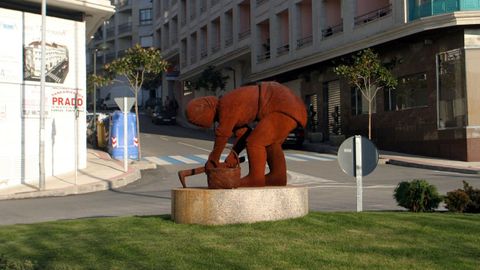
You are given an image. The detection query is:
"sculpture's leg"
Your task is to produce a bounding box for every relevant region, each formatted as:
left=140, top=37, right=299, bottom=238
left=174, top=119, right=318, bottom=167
left=265, top=143, right=287, bottom=186
left=240, top=144, right=267, bottom=187
left=240, top=112, right=296, bottom=187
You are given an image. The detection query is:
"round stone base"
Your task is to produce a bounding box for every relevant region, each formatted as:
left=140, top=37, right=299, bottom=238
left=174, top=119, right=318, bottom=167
left=171, top=186, right=308, bottom=225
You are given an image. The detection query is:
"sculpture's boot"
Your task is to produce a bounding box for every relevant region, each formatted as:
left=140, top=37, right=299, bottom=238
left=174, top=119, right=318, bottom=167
left=240, top=145, right=267, bottom=187
left=265, top=143, right=287, bottom=186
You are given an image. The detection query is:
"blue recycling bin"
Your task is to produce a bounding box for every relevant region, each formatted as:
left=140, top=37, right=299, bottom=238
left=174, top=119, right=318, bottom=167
left=108, top=110, right=138, bottom=160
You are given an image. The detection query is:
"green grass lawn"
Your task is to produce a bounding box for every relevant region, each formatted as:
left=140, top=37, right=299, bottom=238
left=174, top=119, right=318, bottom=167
left=0, top=212, right=479, bottom=270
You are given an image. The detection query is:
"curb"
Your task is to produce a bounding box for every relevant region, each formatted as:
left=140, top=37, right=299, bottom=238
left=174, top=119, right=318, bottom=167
left=0, top=167, right=144, bottom=201
left=384, top=159, right=480, bottom=175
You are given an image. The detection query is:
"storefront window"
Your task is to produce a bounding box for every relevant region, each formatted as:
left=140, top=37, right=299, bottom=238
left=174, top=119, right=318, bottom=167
left=437, top=49, right=467, bottom=129
left=384, top=73, right=428, bottom=111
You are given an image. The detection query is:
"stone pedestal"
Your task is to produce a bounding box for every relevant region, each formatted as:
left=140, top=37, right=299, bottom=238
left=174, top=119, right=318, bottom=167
left=171, top=186, right=308, bottom=225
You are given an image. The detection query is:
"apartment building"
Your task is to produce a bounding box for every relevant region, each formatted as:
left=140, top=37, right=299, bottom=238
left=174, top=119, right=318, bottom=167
left=90, top=0, right=154, bottom=106
left=157, top=0, right=480, bottom=161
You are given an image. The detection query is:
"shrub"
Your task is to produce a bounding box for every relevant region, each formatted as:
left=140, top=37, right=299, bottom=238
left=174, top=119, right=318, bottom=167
left=393, top=179, right=442, bottom=212
left=444, top=189, right=470, bottom=212
left=462, top=181, right=480, bottom=213
left=0, top=254, right=37, bottom=270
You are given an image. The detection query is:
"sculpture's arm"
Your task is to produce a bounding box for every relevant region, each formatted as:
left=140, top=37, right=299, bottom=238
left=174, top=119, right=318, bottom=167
left=224, top=126, right=251, bottom=167
left=207, top=116, right=237, bottom=168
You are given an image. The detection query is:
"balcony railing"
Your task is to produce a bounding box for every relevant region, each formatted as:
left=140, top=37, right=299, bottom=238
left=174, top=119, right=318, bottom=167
left=296, top=35, right=313, bottom=49
left=276, top=44, right=289, bottom=56
left=211, top=44, right=221, bottom=53
left=94, top=34, right=103, bottom=41
left=257, top=50, right=270, bottom=63
left=118, top=0, right=130, bottom=9
left=200, top=48, right=208, bottom=59
left=118, top=22, right=132, bottom=34
left=238, top=29, right=251, bottom=40
left=225, top=36, right=233, bottom=47
left=256, top=0, right=268, bottom=7
left=171, top=36, right=178, bottom=45
left=408, top=0, right=480, bottom=21
left=322, top=23, right=343, bottom=38
left=105, top=52, right=115, bottom=63
left=117, top=50, right=126, bottom=58
left=106, top=27, right=115, bottom=38
left=354, top=4, right=392, bottom=26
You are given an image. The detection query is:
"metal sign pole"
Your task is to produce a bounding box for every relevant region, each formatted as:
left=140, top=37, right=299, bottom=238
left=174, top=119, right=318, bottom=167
left=39, top=0, right=47, bottom=190
left=355, top=135, right=363, bottom=212
left=123, top=97, right=128, bottom=172
left=74, top=91, right=79, bottom=185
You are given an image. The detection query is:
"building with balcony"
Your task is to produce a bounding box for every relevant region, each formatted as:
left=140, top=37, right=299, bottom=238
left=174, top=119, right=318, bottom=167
left=89, top=0, right=154, bottom=106
left=157, top=0, right=480, bottom=161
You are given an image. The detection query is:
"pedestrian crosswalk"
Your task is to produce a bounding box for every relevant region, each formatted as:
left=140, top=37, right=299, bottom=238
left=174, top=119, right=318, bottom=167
left=144, top=152, right=336, bottom=166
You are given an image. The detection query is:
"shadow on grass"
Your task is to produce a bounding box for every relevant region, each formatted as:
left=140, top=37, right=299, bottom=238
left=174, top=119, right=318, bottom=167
left=134, top=214, right=172, bottom=221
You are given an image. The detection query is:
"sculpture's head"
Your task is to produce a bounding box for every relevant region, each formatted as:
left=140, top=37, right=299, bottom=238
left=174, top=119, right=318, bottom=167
left=186, top=96, right=218, bottom=128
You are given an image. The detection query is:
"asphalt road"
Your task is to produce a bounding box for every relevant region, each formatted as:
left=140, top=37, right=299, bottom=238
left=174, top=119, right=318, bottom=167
left=0, top=114, right=478, bottom=226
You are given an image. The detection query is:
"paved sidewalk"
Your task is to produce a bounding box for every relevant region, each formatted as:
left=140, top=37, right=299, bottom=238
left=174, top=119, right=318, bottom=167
left=0, top=149, right=156, bottom=200
left=303, top=142, right=480, bottom=175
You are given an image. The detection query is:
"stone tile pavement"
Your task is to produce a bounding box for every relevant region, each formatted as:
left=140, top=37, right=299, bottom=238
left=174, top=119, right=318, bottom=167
left=0, top=149, right=155, bottom=200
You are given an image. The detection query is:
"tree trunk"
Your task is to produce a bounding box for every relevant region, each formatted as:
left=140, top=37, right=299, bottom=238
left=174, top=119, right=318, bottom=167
left=368, top=100, right=372, bottom=140
left=134, top=90, right=142, bottom=160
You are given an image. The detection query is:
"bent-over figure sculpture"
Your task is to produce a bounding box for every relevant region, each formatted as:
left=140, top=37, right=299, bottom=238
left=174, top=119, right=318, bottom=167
left=186, top=81, right=307, bottom=187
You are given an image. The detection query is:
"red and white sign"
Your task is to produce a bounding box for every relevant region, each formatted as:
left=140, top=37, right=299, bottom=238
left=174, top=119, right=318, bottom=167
left=111, top=136, right=117, bottom=148
left=51, top=88, right=84, bottom=113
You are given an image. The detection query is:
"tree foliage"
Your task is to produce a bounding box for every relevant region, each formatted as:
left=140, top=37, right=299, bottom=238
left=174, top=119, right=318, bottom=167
left=193, top=65, right=229, bottom=94
left=91, top=44, right=169, bottom=159
left=334, top=48, right=397, bottom=139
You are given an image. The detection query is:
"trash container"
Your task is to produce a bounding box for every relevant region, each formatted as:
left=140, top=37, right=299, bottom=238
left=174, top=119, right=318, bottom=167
left=96, top=120, right=107, bottom=148
left=108, top=111, right=138, bottom=160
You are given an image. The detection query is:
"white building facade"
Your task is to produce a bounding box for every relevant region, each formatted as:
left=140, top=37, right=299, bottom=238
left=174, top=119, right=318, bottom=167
left=0, top=0, right=114, bottom=189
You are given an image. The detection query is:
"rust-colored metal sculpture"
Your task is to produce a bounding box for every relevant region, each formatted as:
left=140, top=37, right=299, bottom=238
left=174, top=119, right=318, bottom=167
left=186, top=81, right=307, bottom=187
left=178, top=153, right=244, bottom=189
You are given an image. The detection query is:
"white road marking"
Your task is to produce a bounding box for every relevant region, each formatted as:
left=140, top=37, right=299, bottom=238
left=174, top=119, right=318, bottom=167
left=169, top=155, right=200, bottom=164
left=144, top=156, right=170, bottom=165
left=285, top=155, right=308, bottom=162
left=194, top=154, right=209, bottom=162
left=290, top=153, right=336, bottom=161
left=177, top=142, right=211, bottom=152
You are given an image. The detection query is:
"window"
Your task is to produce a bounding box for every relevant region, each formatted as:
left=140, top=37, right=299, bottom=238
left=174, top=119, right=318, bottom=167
left=437, top=49, right=466, bottom=129
left=140, top=8, right=153, bottom=25
left=351, top=88, right=376, bottom=115
left=384, top=73, right=428, bottom=111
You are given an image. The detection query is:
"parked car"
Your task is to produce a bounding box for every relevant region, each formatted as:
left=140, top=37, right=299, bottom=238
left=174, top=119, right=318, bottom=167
left=283, top=126, right=305, bottom=147
left=152, top=105, right=176, bottom=125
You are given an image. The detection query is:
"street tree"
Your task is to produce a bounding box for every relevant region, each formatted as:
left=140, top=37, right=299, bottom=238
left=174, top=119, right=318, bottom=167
left=193, top=65, right=229, bottom=95
left=92, top=44, right=169, bottom=159
left=334, top=48, right=397, bottom=139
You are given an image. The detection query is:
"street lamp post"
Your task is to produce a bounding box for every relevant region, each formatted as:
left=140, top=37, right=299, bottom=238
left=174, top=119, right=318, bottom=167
left=93, top=49, right=97, bottom=144
left=91, top=42, right=108, bottom=146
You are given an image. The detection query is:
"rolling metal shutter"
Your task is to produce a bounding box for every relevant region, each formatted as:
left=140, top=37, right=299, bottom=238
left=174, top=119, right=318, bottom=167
left=327, top=80, right=341, bottom=135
